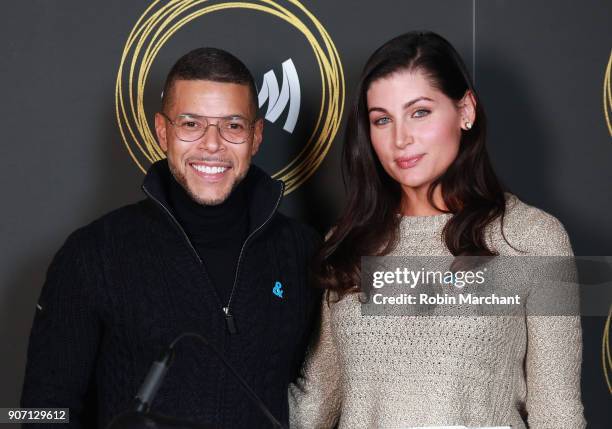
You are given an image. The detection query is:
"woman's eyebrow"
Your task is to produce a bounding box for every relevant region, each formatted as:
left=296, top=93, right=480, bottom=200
left=368, top=96, right=434, bottom=114
left=403, top=96, right=434, bottom=109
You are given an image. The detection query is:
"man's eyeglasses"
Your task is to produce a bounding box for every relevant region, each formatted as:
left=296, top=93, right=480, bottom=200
left=160, top=112, right=256, bottom=144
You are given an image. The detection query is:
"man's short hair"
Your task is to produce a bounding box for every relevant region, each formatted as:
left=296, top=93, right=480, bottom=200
left=162, top=47, right=259, bottom=116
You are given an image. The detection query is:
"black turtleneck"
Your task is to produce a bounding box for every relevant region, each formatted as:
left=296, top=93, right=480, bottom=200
left=167, top=174, right=249, bottom=304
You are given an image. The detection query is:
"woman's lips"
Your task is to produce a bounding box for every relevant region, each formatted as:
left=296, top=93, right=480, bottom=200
left=395, top=154, right=425, bottom=169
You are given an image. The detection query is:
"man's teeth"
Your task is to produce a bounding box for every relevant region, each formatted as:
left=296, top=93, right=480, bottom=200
left=192, top=164, right=227, bottom=174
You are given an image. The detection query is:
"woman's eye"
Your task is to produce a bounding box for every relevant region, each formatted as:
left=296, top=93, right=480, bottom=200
left=412, top=109, right=430, bottom=118
left=373, top=117, right=391, bottom=126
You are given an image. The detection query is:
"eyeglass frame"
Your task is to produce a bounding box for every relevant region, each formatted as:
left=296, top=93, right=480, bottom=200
left=159, top=112, right=258, bottom=144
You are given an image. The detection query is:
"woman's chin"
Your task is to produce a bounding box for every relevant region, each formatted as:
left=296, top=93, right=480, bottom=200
left=395, top=174, right=434, bottom=191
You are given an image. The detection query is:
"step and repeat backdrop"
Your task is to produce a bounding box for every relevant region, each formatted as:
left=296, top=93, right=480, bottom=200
left=1, top=0, right=611, bottom=426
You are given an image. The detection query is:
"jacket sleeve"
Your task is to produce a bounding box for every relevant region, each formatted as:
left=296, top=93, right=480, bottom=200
left=20, top=230, right=103, bottom=428
left=290, top=225, right=324, bottom=384
left=289, top=294, right=342, bottom=429
left=524, top=215, right=586, bottom=428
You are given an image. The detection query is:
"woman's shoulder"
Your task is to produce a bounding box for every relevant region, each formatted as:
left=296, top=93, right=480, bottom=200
left=492, top=192, right=573, bottom=256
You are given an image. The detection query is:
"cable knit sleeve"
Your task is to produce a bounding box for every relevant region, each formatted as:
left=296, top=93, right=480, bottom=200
left=20, top=229, right=103, bottom=428
left=523, top=214, right=586, bottom=428
left=289, top=294, right=342, bottom=429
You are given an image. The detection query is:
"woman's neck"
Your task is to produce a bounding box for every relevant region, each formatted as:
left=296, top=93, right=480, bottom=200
left=400, top=184, right=448, bottom=216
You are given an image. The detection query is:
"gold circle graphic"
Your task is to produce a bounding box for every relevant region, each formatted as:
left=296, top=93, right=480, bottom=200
left=115, top=0, right=345, bottom=194
left=604, top=50, right=612, bottom=138
left=602, top=50, right=612, bottom=395
left=603, top=304, right=612, bottom=394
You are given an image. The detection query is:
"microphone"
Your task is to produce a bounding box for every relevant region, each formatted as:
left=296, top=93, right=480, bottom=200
left=133, top=347, right=173, bottom=413
left=107, top=332, right=286, bottom=429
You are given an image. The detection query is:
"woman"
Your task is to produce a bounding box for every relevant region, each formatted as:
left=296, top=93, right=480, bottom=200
left=289, top=31, right=585, bottom=428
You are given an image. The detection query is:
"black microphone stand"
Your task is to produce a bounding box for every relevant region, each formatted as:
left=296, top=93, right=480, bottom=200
left=107, top=332, right=286, bottom=429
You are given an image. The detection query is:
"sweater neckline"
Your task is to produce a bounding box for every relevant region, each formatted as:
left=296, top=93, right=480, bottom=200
left=167, top=171, right=249, bottom=246
left=399, top=212, right=453, bottom=231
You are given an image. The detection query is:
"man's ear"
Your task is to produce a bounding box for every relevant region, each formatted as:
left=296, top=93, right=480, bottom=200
left=251, top=118, right=264, bottom=156
left=458, top=90, right=477, bottom=129
left=154, top=112, right=168, bottom=152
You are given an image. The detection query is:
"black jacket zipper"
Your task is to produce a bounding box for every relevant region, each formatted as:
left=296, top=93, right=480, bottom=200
left=224, top=181, right=284, bottom=334
left=142, top=182, right=284, bottom=334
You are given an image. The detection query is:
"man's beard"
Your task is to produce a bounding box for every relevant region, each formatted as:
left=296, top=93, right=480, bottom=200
left=168, top=159, right=249, bottom=206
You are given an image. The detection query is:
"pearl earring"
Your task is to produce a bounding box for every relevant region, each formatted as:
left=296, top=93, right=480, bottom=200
left=464, top=121, right=472, bottom=130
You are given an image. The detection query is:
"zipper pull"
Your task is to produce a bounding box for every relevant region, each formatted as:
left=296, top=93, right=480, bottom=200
left=223, top=307, right=237, bottom=335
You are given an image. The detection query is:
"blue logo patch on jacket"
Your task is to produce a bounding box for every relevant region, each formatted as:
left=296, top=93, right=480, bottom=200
left=272, top=281, right=284, bottom=298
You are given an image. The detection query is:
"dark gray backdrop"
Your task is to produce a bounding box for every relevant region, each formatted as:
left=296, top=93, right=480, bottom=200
left=1, top=0, right=610, bottom=427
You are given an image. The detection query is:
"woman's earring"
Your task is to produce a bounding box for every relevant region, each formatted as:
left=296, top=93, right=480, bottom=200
left=464, top=121, right=472, bottom=130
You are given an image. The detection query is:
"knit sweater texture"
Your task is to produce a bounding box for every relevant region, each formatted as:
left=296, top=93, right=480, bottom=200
left=289, top=193, right=585, bottom=429
left=21, top=161, right=321, bottom=428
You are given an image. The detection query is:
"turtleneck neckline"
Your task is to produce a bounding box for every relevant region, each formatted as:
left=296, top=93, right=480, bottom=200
left=167, top=173, right=249, bottom=246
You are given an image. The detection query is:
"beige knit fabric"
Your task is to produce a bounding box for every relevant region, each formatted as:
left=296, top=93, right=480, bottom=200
left=289, top=194, right=585, bottom=429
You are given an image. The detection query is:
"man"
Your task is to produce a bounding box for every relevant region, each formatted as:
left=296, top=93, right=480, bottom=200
left=21, top=48, right=321, bottom=428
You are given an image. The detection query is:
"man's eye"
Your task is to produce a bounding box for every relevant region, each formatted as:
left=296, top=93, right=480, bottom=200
left=181, top=121, right=201, bottom=129
left=412, top=109, right=430, bottom=118
left=228, top=122, right=245, bottom=130
left=373, top=117, right=391, bottom=126
left=223, top=120, right=246, bottom=131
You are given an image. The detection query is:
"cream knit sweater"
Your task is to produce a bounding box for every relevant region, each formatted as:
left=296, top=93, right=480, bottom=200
left=289, top=194, right=585, bottom=429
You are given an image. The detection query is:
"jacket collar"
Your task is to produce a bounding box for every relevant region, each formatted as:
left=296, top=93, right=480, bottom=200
left=141, top=159, right=284, bottom=236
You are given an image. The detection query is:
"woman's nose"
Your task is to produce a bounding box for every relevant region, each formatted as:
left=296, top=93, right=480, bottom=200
left=394, top=121, right=413, bottom=149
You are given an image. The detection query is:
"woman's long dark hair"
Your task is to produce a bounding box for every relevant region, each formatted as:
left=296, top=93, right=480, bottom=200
left=319, top=31, right=511, bottom=299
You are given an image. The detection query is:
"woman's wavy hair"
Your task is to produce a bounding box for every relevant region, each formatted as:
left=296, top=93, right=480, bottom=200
left=318, top=31, right=511, bottom=299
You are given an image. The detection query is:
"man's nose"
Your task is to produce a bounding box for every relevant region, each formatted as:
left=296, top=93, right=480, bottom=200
left=197, top=123, right=224, bottom=152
